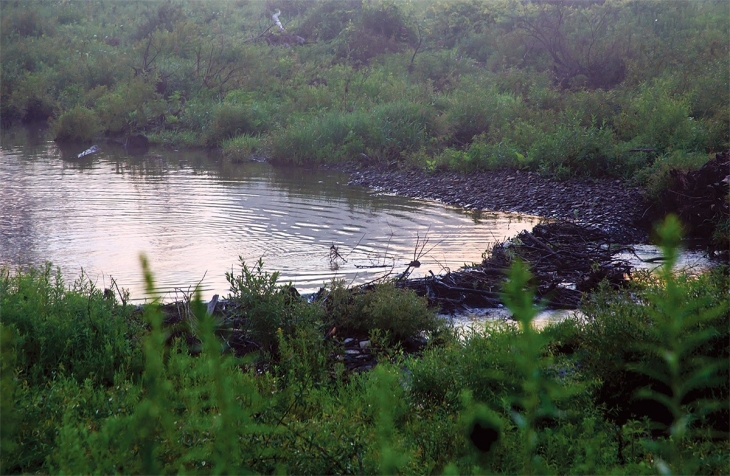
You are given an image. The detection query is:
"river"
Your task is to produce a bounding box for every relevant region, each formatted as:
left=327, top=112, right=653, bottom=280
left=1, top=125, right=540, bottom=301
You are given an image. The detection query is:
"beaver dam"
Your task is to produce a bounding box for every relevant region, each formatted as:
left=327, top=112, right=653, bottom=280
left=157, top=220, right=639, bottom=371
left=396, top=220, right=632, bottom=312
left=156, top=150, right=728, bottom=372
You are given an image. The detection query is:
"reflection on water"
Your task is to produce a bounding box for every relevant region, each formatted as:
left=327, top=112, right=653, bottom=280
left=445, top=307, right=579, bottom=335
left=1, top=125, right=539, bottom=301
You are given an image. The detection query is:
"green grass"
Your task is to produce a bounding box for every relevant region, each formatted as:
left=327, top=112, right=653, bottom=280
left=1, top=217, right=727, bottom=474
left=1, top=0, right=726, bottom=185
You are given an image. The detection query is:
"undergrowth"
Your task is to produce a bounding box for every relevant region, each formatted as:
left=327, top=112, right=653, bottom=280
left=0, top=217, right=727, bottom=474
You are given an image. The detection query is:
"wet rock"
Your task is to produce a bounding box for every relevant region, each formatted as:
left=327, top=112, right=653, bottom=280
left=341, top=164, right=648, bottom=244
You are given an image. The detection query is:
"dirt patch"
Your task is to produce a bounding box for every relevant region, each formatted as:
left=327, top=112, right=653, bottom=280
left=343, top=165, right=649, bottom=244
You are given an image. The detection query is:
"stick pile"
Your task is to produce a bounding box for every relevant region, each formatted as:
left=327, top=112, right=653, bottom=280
left=400, top=221, right=633, bottom=312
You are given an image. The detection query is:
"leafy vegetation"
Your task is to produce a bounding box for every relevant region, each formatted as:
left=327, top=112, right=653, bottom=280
left=1, top=217, right=728, bottom=474
left=1, top=0, right=727, bottom=186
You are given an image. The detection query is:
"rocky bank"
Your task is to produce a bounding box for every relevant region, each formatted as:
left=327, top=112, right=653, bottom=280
left=343, top=165, right=650, bottom=244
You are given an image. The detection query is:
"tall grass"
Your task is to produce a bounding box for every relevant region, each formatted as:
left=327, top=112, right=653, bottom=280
left=1, top=217, right=727, bottom=473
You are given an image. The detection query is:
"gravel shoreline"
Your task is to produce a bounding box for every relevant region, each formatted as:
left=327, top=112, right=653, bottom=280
left=340, top=165, right=650, bottom=244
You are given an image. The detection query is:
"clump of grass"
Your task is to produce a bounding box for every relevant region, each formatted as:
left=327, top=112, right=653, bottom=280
left=268, top=100, right=443, bottom=165
left=51, top=106, right=101, bottom=142
left=322, top=280, right=442, bottom=343
left=222, top=134, right=262, bottom=162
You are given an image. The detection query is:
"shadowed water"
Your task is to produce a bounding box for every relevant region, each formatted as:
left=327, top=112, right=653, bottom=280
left=1, top=125, right=539, bottom=301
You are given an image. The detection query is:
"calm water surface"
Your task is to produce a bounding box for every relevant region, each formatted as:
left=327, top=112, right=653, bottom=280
left=1, top=126, right=539, bottom=301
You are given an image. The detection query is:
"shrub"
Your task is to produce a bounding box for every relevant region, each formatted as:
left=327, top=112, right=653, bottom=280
left=222, top=134, right=263, bottom=161
left=225, top=258, right=322, bottom=353
left=436, top=138, right=527, bottom=173
left=6, top=69, right=59, bottom=123
left=323, top=280, right=442, bottom=343
left=269, top=100, right=441, bottom=164
left=52, top=106, right=100, bottom=142
left=614, top=79, right=710, bottom=152
left=205, top=102, right=270, bottom=147
left=368, top=100, right=442, bottom=159
left=444, top=83, right=519, bottom=146
left=527, top=112, right=616, bottom=178
left=0, top=264, right=145, bottom=388
left=576, top=219, right=729, bottom=467
left=631, top=149, right=711, bottom=198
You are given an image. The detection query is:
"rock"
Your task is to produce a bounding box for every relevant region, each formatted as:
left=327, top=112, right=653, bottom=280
left=337, top=162, right=648, bottom=243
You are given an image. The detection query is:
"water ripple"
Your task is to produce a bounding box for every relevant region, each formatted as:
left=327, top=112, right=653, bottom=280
left=0, top=137, right=539, bottom=301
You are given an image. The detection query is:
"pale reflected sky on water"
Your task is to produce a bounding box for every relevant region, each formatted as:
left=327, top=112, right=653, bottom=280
left=1, top=126, right=539, bottom=301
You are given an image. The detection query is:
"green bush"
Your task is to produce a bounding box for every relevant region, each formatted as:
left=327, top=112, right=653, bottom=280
left=1, top=219, right=728, bottom=474
left=205, top=102, right=271, bottom=147
left=225, top=258, right=323, bottom=353
left=444, top=82, right=519, bottom=146
left=269, top=100, right=442, bottom=164
left=576, top=223, right=729, bottom=471
left=627, top=217, right=729, bottom=472
left=93, top=78, right=166, bottom=135
left=222, top=134, right=263, bottom=161
left=52, top=106, right=100, bottom=142
left=614, top=79, right=709, bottom=153
left=323, top=280, right=441, bottom=343
left=0, top=264, right=145, bottom=388
left=631, top=149, right=711, bottom=198
left=527, top=112, right=616, bottom=178
left=6, top=69, right=59, bottom=123
left=435, top=138, right=527, bottom=173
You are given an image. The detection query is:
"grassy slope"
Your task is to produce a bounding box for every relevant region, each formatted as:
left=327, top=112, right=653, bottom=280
left=1, top=0, right=727, bottom=184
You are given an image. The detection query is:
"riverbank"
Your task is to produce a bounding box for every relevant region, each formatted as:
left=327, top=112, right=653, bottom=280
left=340, top=163, right=650, bottom=244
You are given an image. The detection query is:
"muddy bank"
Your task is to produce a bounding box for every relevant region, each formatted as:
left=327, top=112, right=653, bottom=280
left=343, top=165, right=649, bottom=244
left=399, top=220, right=632, bottom=313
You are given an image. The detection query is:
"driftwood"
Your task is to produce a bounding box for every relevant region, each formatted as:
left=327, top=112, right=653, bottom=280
left=398, top=221, right=633, bottom=312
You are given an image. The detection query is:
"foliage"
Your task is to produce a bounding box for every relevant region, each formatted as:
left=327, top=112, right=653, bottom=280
left=2, top=0, right=730, bottom=468
left=269, top=99, right=443, bottom=164
left=628, top=216, right=729, bottom=473
left=0, top=263, right=144, bottom=389
left=1, top=220, right=728, bottom=473
left=0, top=0, right=725, bottom=184
left=322, top=279, right=442, bottom=343
left=225, top=257, right=322, bottom=354
left=222, top=133, right=263, bottom=162
left=204, top=101, right=270, bottom=146
left=527, top=112, right=616, bottom=178
left=51, top=106, right=100, bottom=142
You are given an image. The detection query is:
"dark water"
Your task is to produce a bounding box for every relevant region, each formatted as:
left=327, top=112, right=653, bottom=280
left=1, top=125, right=539, bottom=301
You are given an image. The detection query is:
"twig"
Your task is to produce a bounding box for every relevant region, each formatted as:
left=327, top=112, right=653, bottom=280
left=110, top=276, right=127, bottom=306
left=345, top=233, right=367, bottom=259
